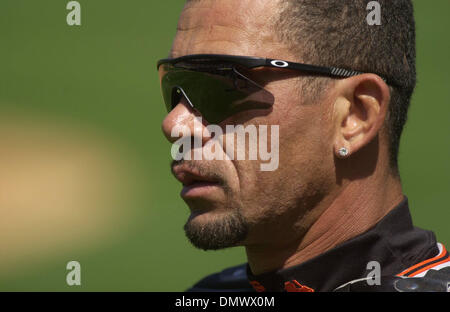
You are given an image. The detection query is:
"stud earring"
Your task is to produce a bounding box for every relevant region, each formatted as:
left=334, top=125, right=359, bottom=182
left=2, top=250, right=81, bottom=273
left=338, top=147, right=349, bottom=157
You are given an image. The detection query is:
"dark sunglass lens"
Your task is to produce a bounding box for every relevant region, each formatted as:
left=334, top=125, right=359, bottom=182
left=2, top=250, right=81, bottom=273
left=158, top=61, right=274, bottom=124
left=170, top=88, right=182, bottom=110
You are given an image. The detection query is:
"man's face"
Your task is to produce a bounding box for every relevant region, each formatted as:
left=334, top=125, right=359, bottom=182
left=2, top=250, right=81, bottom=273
left=162, top=0, right=337, bottom=250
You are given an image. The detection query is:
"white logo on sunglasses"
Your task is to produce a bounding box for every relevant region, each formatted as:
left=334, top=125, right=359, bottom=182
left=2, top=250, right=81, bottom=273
left=170, top=117, right=279, bottom=171
left=270, top=60, right=289, bottom=68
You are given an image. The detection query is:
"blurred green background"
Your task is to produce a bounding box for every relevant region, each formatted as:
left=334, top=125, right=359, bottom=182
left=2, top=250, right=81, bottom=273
left=0, top=0, right=448, bottom=291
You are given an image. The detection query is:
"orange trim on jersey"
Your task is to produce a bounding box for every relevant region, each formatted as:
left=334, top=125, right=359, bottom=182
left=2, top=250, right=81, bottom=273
left=397, top=244, right=447, bottom=277
left=284, top=280, right=314, bottom=292
left=408, top=257, right=450, bottom=277
left=249, top=281, right=266, bottom=292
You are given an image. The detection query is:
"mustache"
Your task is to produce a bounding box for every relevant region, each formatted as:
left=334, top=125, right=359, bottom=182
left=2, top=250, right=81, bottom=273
left=170, top=159, right=226, bottom=185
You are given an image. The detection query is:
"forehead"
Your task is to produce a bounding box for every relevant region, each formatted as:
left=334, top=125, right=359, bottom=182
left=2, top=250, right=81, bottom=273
left=171, top=0, right=282, bottom=58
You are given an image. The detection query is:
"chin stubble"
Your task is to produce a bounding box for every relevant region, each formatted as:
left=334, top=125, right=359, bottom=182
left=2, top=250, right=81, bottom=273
left=183, top=209, right=249, bottom=251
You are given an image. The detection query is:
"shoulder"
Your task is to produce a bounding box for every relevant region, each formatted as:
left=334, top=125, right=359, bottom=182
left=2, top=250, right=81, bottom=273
left=335, top=243, right=450, bottom=292
left=396, top=242, right=450, bottom=278
left=186, top=263, right=255, bottom=292
left=335, top=266, right=450, bottom=292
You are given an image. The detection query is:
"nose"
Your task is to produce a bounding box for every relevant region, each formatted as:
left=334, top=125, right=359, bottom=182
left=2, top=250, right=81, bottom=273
left=161, top=96, right=209, bottom=145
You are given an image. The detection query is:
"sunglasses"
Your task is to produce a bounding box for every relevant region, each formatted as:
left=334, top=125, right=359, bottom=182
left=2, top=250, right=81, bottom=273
left=157, top=54, right=369, bottom=124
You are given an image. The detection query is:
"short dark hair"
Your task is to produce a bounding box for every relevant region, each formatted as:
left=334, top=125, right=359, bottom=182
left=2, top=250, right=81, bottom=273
left=275, top=0, right=416, bottom=170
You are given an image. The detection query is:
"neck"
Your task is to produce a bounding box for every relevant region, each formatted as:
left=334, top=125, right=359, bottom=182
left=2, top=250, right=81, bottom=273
left=245, top=167, right=404, bottom=275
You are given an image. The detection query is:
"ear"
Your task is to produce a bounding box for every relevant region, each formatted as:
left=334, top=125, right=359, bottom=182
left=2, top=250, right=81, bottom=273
left=332, top=74, right=390, bottom=158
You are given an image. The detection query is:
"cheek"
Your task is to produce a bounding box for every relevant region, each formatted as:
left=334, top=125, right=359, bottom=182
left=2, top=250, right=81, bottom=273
left=282, top=114, right=333, bottom=181
left=223, top=90, right=335, bottom=217
left=231, top=159, right=260, bottom=194
left=280, top=97, right=334, bottom=159
left=239, top=107, right=334, bottom=212
left=230, top=155, right=282, bottom=221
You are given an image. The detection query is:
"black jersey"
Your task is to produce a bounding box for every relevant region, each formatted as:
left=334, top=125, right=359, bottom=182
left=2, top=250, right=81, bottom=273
left=188, top=197, right=450, bottom=292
